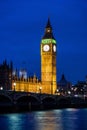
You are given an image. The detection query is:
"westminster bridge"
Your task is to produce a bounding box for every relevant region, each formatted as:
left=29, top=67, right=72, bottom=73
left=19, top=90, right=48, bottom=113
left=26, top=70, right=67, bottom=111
left=0, top=90, right=87, bottom=112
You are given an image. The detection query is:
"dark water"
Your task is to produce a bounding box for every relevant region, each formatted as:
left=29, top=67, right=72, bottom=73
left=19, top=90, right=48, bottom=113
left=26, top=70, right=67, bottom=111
left=0, top=108, right=87, bottom=130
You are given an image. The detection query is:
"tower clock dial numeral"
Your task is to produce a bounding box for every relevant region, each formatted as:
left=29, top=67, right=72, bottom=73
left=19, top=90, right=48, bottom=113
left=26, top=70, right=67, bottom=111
left=43, top=45, right=50, bottom=51
left=53, top=45, right=56, bottom=52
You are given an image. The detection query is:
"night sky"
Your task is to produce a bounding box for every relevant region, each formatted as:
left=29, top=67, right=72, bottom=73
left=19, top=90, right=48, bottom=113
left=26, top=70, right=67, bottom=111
left=0, top=0, right=87, bottom=84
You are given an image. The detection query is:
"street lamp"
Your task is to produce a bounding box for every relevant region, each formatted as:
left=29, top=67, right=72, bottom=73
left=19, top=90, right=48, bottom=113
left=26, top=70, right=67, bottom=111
left=56, top=89, right=59, bottom=95
left=56, top=89, right=60, bottom=95
left=39, top=87, right=42, bottom=94
left=57, top=89, right=59, bottom=93
left=13, top=82, right=16, bottom=91
left=0, top=86, right=3, bottom=90
left=68, top=91, right=71, bottom=95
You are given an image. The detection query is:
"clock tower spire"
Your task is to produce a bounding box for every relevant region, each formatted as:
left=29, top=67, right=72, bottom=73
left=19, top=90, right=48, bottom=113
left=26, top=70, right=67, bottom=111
left=41, top=18, right=57, bottom=94
left=43, top=18, right=55, bottom=39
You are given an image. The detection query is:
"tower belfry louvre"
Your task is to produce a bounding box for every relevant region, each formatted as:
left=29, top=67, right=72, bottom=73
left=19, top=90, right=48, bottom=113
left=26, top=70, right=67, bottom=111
left=12, top=19, right=57, bottom=94
left=42, top=18, right=55, bottom=39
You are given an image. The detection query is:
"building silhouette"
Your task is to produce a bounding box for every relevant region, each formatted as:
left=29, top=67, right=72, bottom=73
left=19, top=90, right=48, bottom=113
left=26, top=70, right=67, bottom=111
left=0, top=60, right=13, bottom=90
left=12, top=19, right=57, bottom=94
left=58, top=74, right=72, bottom=95
left=72, top=76, right=87, bottom=95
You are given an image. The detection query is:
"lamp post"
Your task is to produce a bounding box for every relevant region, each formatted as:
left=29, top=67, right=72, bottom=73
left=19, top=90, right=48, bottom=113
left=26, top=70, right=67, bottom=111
left=39, top=87, right=42, bottom=94
left=13, top=82, right=16, bottom=91
left=56, top=89, right=59, bottom=95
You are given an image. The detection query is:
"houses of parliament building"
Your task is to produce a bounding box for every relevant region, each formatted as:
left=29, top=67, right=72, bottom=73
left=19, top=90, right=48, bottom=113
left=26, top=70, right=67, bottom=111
left=0, top=19, right=57, bottom=94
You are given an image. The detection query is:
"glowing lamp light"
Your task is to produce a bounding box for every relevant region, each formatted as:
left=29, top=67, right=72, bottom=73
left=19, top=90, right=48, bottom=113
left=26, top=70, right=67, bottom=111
left=13, top=82, right=16, bottom=91
left=68, top=91, right=71, bottom=95
left=39, top=87, right=42, bottom=94
left=13, top=82, right=16, bottom=86
left=0, top=87, right=3, bottom=90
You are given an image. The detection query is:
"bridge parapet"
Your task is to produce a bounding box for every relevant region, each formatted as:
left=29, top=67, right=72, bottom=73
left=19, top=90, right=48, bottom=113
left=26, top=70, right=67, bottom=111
left=0, top=91, right=85, bottom=106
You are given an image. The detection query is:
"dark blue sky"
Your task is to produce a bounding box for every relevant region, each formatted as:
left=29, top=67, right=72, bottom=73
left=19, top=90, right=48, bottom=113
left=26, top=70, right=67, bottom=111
left=0, top=0, right=87, bottom=84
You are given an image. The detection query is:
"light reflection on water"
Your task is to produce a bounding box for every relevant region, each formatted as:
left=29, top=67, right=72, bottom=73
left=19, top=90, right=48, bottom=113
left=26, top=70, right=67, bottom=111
left=35, top=110, right=62, bottom=130
left=0, top=109, right=87, bottom=130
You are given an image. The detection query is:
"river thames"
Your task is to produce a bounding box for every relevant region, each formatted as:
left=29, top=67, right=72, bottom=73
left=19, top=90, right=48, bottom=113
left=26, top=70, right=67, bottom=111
left=0, top=108, right=87, bottom=130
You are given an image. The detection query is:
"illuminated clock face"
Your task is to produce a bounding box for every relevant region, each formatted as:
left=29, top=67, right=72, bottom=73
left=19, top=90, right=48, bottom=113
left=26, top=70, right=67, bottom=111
left=53, top=45, right=56, bottom=52
left=43, top=45, right=50, bottom=51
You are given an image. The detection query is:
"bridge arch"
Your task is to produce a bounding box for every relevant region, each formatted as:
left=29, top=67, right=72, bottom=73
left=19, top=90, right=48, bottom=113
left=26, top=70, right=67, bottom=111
left=0, top=94, right=13, bottom=107
left=56, top=97, right=72, bottom=108
left=17, top=95, right=39, bottom=103
left=58, top=97, right=71, bottom=104
left=0, top=94, right=12, bottom=103
left=16, top=95, right=40, bottom=110
left=41, top=96, right=56, bottom=109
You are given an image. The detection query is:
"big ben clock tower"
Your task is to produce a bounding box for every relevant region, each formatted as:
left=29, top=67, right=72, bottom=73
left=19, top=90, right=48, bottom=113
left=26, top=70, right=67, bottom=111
left=41, top=18, right=57, bottom=94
